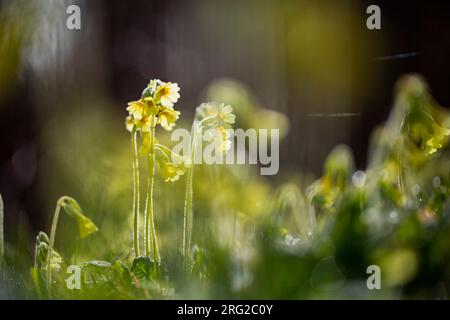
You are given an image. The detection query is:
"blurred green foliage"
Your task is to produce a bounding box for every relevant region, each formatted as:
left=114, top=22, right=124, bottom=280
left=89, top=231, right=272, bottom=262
left=1, top=75, right=450, bottom=300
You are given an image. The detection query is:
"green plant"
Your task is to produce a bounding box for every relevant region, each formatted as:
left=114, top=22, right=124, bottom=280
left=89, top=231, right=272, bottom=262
left=39, top=196, right=97, bottom=297
left=182, top=102, right=236, bottom=268
left=125, top=79, right=182, bottom=262
left=4, top=74, right=450, bottom=300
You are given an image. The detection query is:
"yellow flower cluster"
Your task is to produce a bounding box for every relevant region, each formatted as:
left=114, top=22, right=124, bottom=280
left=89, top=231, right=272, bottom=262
left=196, top=102, right=236, bottom=127
left=196, top=102, right=236, bottom=152
left=154, top=143, right=187, bottom=183
left=125, top=80, right=181, bottom=132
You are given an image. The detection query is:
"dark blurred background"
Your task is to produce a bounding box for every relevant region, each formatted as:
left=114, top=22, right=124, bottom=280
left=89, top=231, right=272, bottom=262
left=1, top=0, right=450, bottom=244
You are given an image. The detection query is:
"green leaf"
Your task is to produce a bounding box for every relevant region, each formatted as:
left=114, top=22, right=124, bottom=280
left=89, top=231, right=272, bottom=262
left=82, top=260, right=113, bottom=286
left=131, top=256, right=158, bottom=280
left=30, top=266, right=44, bottom=299
left=34, top=231, right=63, bottom=272
left=112, top=260, right=132, bottom=285
left=83, top=260, right=112, bottom=268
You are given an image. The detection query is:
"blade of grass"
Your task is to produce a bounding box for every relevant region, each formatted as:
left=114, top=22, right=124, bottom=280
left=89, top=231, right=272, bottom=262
left=47, top=200, right=61, bottom=298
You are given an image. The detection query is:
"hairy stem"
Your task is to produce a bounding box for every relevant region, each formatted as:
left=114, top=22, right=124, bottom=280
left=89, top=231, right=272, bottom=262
left=47, top=202, right=61, bottom=298
left=183, top=123, right=198, bottom=266
left=307, top=194, right=317, bottom=232
left=398, top=136, right=405, bottom=194
left=145, top=126, right=160, bottom=262
left=131, top=131, right=141, bottom=257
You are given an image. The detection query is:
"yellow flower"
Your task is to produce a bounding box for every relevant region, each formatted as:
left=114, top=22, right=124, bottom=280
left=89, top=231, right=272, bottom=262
left=218, top=104, right=236, bottom=125
left=142, top=96, right=159, bottom=116
left=158, top=107, right=180, bottom=131
left=196, top=102, right=235, bottom=127
left=424, top=124, right=450, bottom=155
left=57, top=196, right=98, bottom=239
left=126, top=80, right=181, bottom=133
left=127, top=100, right=146, bottom=120
left=125, top=116, right=134, bottom=132
left=161, top=162, right=185, bottom=182
left=135, top=115, right=156, bottom=133
left=154, top=82, right=180, bottom=108
left=204, top=126, right=233, bottom=152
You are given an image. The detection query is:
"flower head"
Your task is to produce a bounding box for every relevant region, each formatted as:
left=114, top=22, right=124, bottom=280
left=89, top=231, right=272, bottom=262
left=142, top=97, right=159, bottom=116
left=127, top=100, right=146, bottom=120
left=126, top=79, right=181, bottom=132
left=424, top=124, right=450, bottom=155
left=135, top=115, right=156, bottom=133
left=195, top=102, right=236, bottom=154
left=204, top=126, right=233, bottom=152
left=154, top=82, right=180, bottom=108
left=196, top=102, right=235, bottom=127
left=161, top=162, right=185, bottom=182
left=154, top=144, right=186, bottom=182
left=158, top=107, right=180, bottom=131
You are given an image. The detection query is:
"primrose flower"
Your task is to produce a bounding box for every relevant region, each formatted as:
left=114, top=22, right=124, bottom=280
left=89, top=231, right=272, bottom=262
left=126, top=79, right=182, bottom=261
left=204, top=126, right=233, bottom=152
left=154, top=143, right=187, bottom=182
left=154, top=82, right=180, bottom=108
left=127, top=100, right=146, bottom=120
left=142, top=97, right=159, bottom=115
left=134, top=115, right=155, bottom=133
left=158, top=107, right=180, bottom=131
left=196, top=102, right=235, bottom=127
left=218, top=104, right=236, bottom=125
left=161, top=162, right=185, bottom=182
left=126, top=79, right=181, bottom=132
left=125, top=116, right=134, bottom=132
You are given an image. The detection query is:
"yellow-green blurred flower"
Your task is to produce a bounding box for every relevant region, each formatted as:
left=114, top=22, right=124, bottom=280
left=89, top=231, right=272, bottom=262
left=161, top=162, right=185, bottom=182
left=424, top=124, right=450, bottom=155
left=58, top=196, right=98, bottom=239
left=196, top=102, right=236, bottom=127
left=397, top=75, right=450, bottom=157
left=218, top=104, right=236, bottom=125
left=204, top=126, right=233, bottom=152
left=308, top=178, right=338, bottom=209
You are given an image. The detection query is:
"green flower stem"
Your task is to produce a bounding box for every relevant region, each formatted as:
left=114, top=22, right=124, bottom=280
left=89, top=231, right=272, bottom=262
left=306, top=194, right=317, bottom=232
left=183, top=123, right=198, bottom=266
left=131, top=131, right=141, bottom=257
left=183, top=164, right=194, bottom=261
left=145, top=126, right=160, bottom=262
left=46, top=201, right=61, bottom=297
left=398, top=136, right=405, bottom=193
